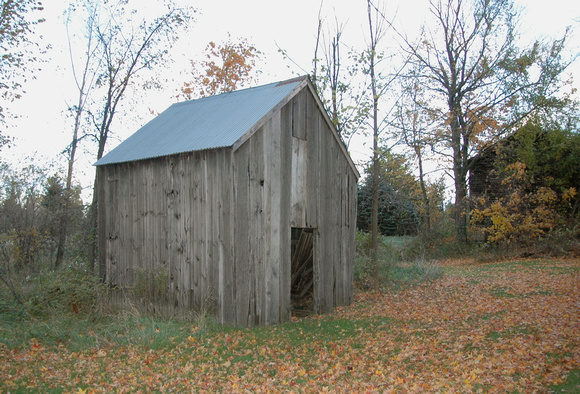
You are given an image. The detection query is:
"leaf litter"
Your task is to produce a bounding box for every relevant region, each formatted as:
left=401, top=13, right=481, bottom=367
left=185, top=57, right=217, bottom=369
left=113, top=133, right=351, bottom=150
left=0, top=258, right=578, bottom=392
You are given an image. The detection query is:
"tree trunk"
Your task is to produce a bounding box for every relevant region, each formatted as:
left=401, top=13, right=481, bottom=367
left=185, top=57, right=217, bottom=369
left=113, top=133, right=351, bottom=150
left=449, top=94, right=469, bottom=243
left=54, top=117, right=79, bottom=269
left=54, top=215, right=67, bottom=268
left=88, top=174, right=101, bottom=279
left=454, top=160, right=468, bottom=243
left=371, top=144, right=379, bottom=262
left=89, top=131, right=107, bottom=279
left=416, top=146, right=431, bottom=232
left=367, top=0, right=381, bottom=264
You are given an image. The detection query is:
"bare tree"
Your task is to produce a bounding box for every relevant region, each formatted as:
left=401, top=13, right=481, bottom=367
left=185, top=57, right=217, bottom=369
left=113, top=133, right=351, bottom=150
left=55, top=0, right=102, bottom=268
left=401, top=0, right=574, bottom=242
left=394, top=75, right=441, bottom=232
left=309, top=1, right=325, bottom=93
left=82, top=1, right=193, bottom=275
left=313, top=14, right=369, bottom=146
left=284, top=4, right=364, bottom=146
left=366, top=0, right=384, bottom=260
left=312, top=15, right=346, bottom=136
left=361, top=0, right=406, bottom=260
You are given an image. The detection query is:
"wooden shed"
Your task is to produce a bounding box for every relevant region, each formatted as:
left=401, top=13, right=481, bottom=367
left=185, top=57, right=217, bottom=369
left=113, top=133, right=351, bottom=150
left=95, top=76, right=359, bottom=326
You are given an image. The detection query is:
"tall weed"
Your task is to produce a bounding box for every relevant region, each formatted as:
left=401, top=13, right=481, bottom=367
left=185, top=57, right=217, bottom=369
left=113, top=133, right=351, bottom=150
left=354, top=231, right=443, bottom=289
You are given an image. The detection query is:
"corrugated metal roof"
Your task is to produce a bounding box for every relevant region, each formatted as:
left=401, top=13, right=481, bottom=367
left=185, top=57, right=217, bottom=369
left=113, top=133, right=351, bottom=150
left=95, top=77, right=306, bottom=166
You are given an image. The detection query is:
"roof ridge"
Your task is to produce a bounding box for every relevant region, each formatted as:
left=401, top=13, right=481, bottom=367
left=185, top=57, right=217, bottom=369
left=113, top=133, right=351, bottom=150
left=172, top=76, right=308, bottom=108
left=276, top=75, right=309, bottom=86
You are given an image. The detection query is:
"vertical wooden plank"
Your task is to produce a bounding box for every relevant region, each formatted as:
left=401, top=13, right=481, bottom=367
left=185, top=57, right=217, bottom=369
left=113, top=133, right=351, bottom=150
left=134, top=162, right=141, bottom=276
left=264, top=113, right=281, bottom=325
left=162, top=158, right=173, bottom=316
left=349, top=170, right=357, bottom=303
left=158, top=159, right=169, bottom=303
left=106, top=166, right=119, bottom=284
left=191, top=156, right=199, bottom=312
left=171, top=156, right=179, bottom=312
left=337, top=145, right=345, bottom=305
left=305, top=91, right=319, bottom=229
left=256, top=128, right=266, bottom=325
left=220, top=150, right=236, bottom=324
left=290, top=138, right=307, bottom=228
left=340, top=166, right=349, bottom=306
left=97, top=166, right=108, bottom=282
left=187, top=155, right=198, bottom=311
left=291, top=89, right=307, bottom=140
left=339, top=160, right=349, bottom=306
left=262, top=118, right=272, bottom=324
left=321, top=119, right=335, bottom=313
left=181, top=154, right=192, bottom=312
left=279, top=102, right=292, bottom=324
left=102, top=166, right=115, bottom=303
left=140, top=163, right=148, bottom=292
left=166, top=157, right=176, bottom=317
left=120, top=164, right=131, bottom=287
left=154, top=160, right=163, bottom=305
left=177, top=154, right=190, bottom=312
left=114, top=165, right=124, bottom=302
left=161, top=158, right=171, bottom=313
left=200, top=152, right=209, bottom=313
left=205, top=151, right=217, bottom=315
left=138, top=162, right=147, bottom=300
left=113, top=165, right=123, bottom=287
left=324, top=124, right=335, bottom=311
left=234, top=141, right=251, bottom=326
left=198, top=152, right=207, bottom=313
left=129, top=162, right=137, bottom=288
left=216, top=152, right=224, bottom=323
left=189, top=153, right=197, bottom=311
left=212, top=150, right=226, bottom=322
left=315, top=119, right=325, bottom=313
left=209, top=151, right=219, bottom=318
left=332, top=145, right=342, bottom=307
left=311, top=241, right=321, bottom=312
left=166, top=158, right=174, bottom=316
left=248, top=127, right=265, bottom=326
left=173, top=156, right=181, bottom=312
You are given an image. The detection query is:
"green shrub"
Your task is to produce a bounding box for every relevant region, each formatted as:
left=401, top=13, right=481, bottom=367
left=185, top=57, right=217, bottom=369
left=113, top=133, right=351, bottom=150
left=25, top=263, right=104, bottom=316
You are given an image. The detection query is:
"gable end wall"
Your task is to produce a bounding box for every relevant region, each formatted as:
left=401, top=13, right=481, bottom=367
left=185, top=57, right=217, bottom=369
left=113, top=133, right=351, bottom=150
left=98, top=85, right=357, bottom=326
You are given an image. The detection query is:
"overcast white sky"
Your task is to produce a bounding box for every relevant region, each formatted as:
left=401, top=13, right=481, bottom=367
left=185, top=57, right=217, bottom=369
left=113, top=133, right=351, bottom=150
left=3, top=0, right=579, bottom=201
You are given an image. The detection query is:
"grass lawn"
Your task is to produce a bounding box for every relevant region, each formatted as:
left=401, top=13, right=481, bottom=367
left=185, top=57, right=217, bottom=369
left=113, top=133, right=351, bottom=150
left=1, top=258, right=578, bottom=392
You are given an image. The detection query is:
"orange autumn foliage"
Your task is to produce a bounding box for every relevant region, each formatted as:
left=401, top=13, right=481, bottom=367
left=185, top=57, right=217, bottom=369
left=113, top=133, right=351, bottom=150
left=181, top=34, right=260, bottom=100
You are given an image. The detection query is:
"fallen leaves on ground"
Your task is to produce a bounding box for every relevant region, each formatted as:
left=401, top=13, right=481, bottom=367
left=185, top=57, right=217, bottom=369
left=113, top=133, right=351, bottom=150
left=1, top=258, right=578, bottom=392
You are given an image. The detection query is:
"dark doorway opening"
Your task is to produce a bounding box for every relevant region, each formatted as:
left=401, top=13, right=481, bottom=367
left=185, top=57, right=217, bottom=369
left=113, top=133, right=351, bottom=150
left=291, top=227, right=314, bottom=316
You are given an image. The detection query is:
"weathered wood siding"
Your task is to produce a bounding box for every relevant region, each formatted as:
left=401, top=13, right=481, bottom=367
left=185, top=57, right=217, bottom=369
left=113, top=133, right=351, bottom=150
left=98, top=82, right=357, bottom=326
left=97, top=150, right=234, bottom=321
left=231, top=85, right=357, bottom=325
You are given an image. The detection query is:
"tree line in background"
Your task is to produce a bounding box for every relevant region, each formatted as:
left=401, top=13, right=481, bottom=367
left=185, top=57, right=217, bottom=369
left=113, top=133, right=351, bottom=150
left=308, top=0, right=578, bottom=257
left=0, top=0, right=578, bottom=303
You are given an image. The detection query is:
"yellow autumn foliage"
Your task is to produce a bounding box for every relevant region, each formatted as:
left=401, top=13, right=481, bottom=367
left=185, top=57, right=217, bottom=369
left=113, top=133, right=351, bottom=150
left=471, top=162, right=561, bottom=245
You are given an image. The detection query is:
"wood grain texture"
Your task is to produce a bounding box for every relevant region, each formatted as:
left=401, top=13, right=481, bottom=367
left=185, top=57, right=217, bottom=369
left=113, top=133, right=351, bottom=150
left=98, top=83, right=358, bottom=326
